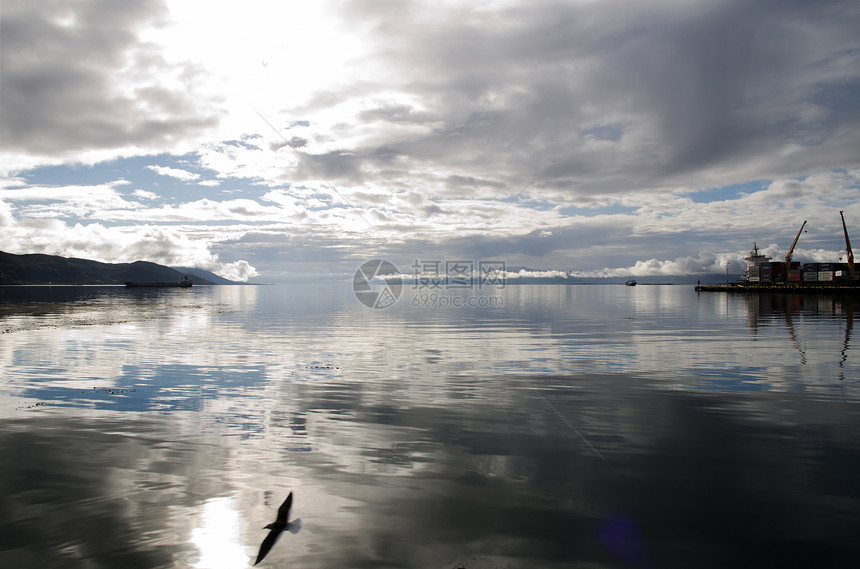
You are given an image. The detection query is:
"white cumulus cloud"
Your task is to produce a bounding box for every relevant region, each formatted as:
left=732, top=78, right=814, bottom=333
left=146, top=165, right=201, bottom=181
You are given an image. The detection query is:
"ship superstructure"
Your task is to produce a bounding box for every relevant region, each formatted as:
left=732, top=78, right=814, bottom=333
left=740, top=242, right=771, bottom=283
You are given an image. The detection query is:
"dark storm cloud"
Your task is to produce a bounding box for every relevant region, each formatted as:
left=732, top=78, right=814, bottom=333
left=309, top=0, right=860, bottom=196
left=0, top=0, right=217, bottom=156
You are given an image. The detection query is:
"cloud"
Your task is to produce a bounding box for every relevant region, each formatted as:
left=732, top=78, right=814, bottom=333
left=269, top=136, right=308, bottom=151
left=218, top=259, right=258, bottom=281
left=93, top=197, right=292, bottom=223
left=2, top=1, right=860, bottom=282
left=505, top=268, right=570, bottom=280
left=146, top=165, right=200, bottom=180
left=0, top=199, right=14, bottom=227
left=0, top=182, right=142, bottom=218
left=0, top=0, right=218, bottom=158
left=275, top=0, right=860, bottom=200
left=2, top=164, right=858, bottom=282
left=0, top=203, right=258, bottom=281
left=133, top=189, right=159, bottom=200
left=628, top=253, right=741, bottom=277
left=197, top=138, right=298, bottom=183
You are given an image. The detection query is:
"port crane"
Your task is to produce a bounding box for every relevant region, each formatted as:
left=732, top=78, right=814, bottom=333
left=841, top=210, right=854, bottom=278
left=784, top=220, right=807, bottom=268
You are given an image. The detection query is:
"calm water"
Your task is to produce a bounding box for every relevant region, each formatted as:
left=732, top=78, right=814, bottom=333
left=1, top=284, right=859, bottom=568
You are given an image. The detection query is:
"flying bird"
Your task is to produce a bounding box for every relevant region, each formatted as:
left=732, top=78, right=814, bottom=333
left=255, top=491, right=301, bottom=565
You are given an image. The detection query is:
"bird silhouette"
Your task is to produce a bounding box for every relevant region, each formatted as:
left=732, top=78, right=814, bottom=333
left=255, top=491, right=300, bottom=565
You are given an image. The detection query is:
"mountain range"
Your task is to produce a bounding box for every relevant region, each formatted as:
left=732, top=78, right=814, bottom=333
left=0, top=251, right=244, bottom=285
left=1, top=250, right=732, bottom=286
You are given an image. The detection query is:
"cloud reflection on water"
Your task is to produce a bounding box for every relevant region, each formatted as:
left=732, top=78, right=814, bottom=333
left=2, top=381, right=858, bottom=568
left=1, top=285, right=860, bottom=567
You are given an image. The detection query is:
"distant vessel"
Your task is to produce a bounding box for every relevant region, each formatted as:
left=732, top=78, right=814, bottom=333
left=625, top=278, right=637, bottom=286
left=125, top=276, right=192, bottom=288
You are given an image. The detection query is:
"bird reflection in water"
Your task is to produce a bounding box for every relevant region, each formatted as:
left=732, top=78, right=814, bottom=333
left=255, top=491, right=301, bottom=565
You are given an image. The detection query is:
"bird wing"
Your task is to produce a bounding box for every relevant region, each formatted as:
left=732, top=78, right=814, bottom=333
left=276, top=492, right=293, bottom=524
left=254, top=528, right=283, bottom=565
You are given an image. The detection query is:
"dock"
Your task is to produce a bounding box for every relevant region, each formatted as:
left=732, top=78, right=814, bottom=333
left=695, top=283, right=860, bottom=294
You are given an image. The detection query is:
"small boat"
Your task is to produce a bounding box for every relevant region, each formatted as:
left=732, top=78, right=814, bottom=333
left=625, top=278, right=637, bottom=286
left=125, top=276, right=192, bottom=288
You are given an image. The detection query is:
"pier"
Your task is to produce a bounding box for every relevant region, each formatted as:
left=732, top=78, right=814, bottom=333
left=695, top=283, right=860, bottom=294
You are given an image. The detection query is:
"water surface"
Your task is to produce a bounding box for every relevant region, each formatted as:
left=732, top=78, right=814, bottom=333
left=2, top=284, right=859, bottom=568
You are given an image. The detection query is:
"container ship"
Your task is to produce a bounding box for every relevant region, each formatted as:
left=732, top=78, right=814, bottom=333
left=696, top=211, right=860, bottom=293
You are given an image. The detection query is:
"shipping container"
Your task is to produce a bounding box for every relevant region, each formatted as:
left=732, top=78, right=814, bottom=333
left=820, top=263, right=833, bottom=270
left=748, top=276, right=760, bottom=282
left=803, top=271, right=818, bottom=281
left=789, top=272, right=802, bottom=282
left=818, top=271, right=834, bottom=281
left=803, top=263, right=820, bottom=272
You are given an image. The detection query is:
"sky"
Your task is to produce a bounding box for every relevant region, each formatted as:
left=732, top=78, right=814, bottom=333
left=2, top=0, right=860, bottom=283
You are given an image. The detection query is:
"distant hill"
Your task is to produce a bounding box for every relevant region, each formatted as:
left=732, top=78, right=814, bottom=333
left=172, top=266, right=242, bottom=285
left=0, top=251, right=238, bottom=285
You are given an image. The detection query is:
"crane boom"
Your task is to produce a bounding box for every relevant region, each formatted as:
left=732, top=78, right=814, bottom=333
left=785, top=220, right=807, bottom=268
left=841, top=210, right=854, bottom=277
